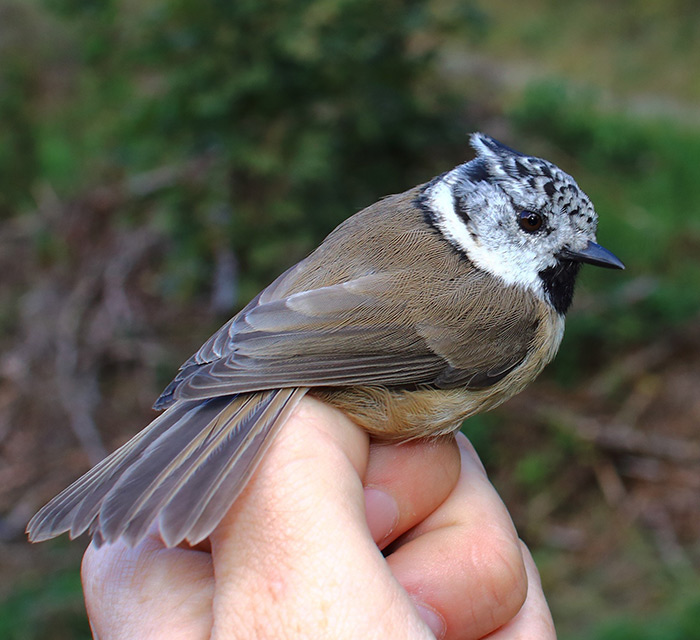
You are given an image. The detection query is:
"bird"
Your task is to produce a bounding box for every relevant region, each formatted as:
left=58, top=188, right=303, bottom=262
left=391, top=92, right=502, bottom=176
left=27, top=133, right=624, bottom=548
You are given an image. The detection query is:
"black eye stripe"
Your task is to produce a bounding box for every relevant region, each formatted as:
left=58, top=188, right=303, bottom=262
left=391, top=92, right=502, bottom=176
left=452, top=192, right=470, bottom=223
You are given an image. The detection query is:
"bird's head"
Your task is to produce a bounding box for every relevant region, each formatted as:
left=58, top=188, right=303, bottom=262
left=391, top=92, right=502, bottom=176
left=419, top=133, right=624, bottom=314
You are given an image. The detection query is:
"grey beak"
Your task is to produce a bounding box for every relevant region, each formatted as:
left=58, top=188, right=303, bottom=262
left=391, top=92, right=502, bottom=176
left=558, top=240, right=625, bottom=270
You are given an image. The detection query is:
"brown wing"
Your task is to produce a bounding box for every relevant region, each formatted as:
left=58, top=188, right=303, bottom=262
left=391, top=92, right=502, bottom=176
left=155, top=188, right=543, bottom=409
left=155, top=270, right=541, bottom=408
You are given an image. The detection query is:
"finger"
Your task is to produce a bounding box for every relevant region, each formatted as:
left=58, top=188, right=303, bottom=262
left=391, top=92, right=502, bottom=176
left=386, top=433, right=528, bottom=640
left=82, top=532, right=214, bottom=640
left=484, top=543, right=556, bottom=639
left=207, top=397, right=435, bottom=639
left=364, top=435, right=461, bottom=548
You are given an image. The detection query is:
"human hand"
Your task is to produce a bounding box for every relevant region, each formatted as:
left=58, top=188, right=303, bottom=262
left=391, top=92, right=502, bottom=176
left=82, top=397, right=555, bottom=639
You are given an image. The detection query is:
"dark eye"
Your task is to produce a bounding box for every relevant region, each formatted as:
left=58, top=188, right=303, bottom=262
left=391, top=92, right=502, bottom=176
left=519, top=210, right=544, bottom=233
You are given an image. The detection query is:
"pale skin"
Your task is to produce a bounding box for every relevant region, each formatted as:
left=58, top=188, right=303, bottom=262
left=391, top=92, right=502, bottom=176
left=81, top=397, right=556, bottom=639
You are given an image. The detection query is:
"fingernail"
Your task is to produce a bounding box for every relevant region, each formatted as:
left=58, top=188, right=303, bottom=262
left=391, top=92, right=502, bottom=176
left=414, top=602, right=446, bottom=639
left=455, top=432, right=487, bottom=475
left=363, top=487, right=399, bottom=545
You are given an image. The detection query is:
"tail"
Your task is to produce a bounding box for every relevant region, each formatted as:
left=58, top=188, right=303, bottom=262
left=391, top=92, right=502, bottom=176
left=27, top=388, right=308, bottom=547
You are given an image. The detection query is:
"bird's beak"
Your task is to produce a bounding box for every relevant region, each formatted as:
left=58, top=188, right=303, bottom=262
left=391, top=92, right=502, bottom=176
left=558, top=240, right=625, bottom=270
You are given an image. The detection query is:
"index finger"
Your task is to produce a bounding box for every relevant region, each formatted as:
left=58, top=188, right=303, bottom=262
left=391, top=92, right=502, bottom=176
left=484, top=543, right=556, bottom=639
left=82, top=532, right=214, bottom=640
left=385, top=433, right=529, bottom=640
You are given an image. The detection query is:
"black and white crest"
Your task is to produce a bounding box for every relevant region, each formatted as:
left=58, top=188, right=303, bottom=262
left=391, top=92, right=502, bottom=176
left=419, top=133, right=602, bottom=314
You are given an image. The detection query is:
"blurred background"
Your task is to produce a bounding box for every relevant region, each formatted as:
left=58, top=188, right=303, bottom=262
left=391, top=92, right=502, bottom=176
left=1, top=0, right=700, bottom=637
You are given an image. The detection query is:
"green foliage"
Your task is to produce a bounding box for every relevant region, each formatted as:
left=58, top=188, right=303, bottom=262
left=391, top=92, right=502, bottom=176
left=566, top=590, right=700, bottom=640
left=131, top=0, right=465, bottom=296
left=512, top=418, right=590, bottom=495
left=34, top=0, right=469, bottom=302
left=0, top=62, right=39, bottom=216
left=511, top=81, right=650, bottom=172
left=0, top=570, right=90, bottom=640
left=460, top=411, right=500, bottom=466
left=0, top=1, right=47, bottom=216
left=511, top=79, right=700, bottom=372
left=474, top=0, right=700, bottom=101
left=514, top=449, right=557, bottom=491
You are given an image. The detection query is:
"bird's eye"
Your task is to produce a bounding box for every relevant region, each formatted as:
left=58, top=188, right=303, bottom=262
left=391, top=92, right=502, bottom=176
left=519, top=210, right=544, bottom=233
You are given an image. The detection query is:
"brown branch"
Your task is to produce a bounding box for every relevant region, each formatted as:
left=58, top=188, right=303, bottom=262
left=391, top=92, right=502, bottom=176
left=550, top=410, right=700, bottom=465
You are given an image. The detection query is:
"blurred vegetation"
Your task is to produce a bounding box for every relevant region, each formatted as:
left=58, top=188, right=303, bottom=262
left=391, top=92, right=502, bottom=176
left=0, top=571, right=89, bottom=640
left=509, top=80, right=700, bottom=384
left=2, top=0, right=700, bottom=638
left=9, top=0, right=469, bottom=302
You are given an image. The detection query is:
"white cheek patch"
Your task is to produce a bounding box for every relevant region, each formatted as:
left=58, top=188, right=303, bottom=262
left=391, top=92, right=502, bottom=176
left=424, top=174, right=475, bottom=255
left=424, top=172, right=545, bottom=299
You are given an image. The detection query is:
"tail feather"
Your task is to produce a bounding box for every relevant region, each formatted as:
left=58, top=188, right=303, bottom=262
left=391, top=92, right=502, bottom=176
left=98, top=394, right=260, bottom=543
left=27, top=389, right=308, bottom=547
left=26, top=400, right=204, bottom=541
left=158, top=387, right=306, bottom=546
left=73, top=398, right=232, bottom=538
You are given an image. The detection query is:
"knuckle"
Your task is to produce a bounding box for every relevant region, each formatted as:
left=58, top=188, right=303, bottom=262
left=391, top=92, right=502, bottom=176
left=474, top=527, right=528, bottom=623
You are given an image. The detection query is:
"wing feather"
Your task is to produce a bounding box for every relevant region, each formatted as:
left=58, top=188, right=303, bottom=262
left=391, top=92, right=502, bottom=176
left=157, top=268, right=539, bottom=406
